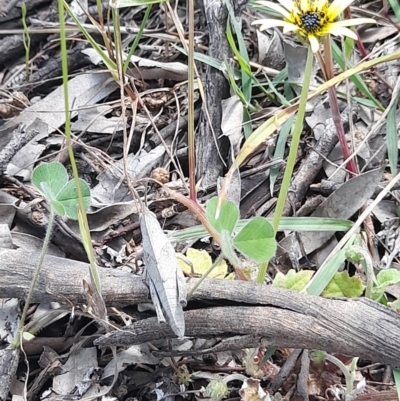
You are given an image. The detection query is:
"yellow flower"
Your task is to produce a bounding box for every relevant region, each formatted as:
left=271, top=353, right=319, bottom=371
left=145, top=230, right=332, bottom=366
left=252, top=0, right=375, bottom=53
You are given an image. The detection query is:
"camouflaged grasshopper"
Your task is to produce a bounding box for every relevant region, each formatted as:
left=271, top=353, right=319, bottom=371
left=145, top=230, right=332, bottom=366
left=139, top=206, right=187, bottom=339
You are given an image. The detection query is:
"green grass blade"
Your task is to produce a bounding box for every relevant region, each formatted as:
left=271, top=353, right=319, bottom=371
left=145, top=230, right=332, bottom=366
left=224, top=0, right=252, bottom=96
left=304, top=235, right=356, bottom=296
left=386, top=91, right=399, bottom=177
left=225, top=22, right=252, bottom=83
left=170, top=217, right=353, bottom=242
left=273, top=68, right=288, bottom=84
left=343, top=36, right=354, bottom=61
left=270, top=116, right=294, bottom=195
left=388, top=0, right=400, bottom=21
left=225, top=22, right=253, bottom=108
left=174, top=45, right=241, bottom=78
left=63, top=0, right=117, bottom=74
left=111, top=0, right=165, bottom=6
left=224, top=0, right=254, bottom=137
left=59, top=0, right=105, bottom=304
left=335, top=91, right=381, bottom=109
left=243, top=108, right=253, bottom=139
left=123, top=5, right=152, bottom=72
left=349, top=96, right=381, bottom=108
left=331, top=41, right=383, bottom=111
left=393, top=368, right=400, bottom=400
left=224, top=60, right=248, bottom=106
left=265, top=74, right=291, bottom=107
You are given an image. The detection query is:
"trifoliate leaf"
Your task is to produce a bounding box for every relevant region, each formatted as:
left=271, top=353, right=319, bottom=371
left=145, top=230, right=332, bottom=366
left=56, top=178, right=91, bottom=219
left=31, top=162, right=92, bottom=219
left=272, top=269, right=314, bottom=292
left=31, top=162, right=68, bottom=200
left=220, top=229, right=241, bottom=267
left=50, top=199, right=66, bottom=217
left=233, top=217, right=276, bottom=263
left=206, top=197, right=239, bottom=236
left=322, top=271, right=365, bottom=298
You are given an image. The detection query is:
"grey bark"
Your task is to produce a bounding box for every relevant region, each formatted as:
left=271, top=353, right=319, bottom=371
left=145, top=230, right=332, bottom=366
left=0, top=348, right=20, bottom=401
left=196, top=0, right=246, bottom=187
left=283, top=108, right=352, bottom=216
left=1, top=249, right=400, bottom=366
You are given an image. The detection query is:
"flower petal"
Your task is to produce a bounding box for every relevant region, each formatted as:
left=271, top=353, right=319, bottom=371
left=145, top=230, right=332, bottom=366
left=282, top=22, right=299, bottom=33
left=253, top=19, right=298, bottom=32
left=300, top=0, right=309, bottom=12
left=315, top=0, right=329, bottom=10
left=328, top=25, right=358, bottom=39
left=308, top=34, right=320, bottom=53
left=256, top=0, right=292, bottom=18
left=331, top=18, right=376, bottom=27
left=252, top=18, right=281, bottom=26
left=328, top=0, right=355, bottom=19
left=255, top=0, right=274, bottom=6
left=276, top=0, right=295, bottom=12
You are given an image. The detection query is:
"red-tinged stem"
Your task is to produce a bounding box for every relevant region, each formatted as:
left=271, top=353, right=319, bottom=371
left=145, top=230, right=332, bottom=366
left=328, top=86, right=358, bottom=176
left=323, top=36, right=358, bottom=176
left=356, top=35, right=369, bottom=59
left=343, top=6, right=368, bottom=60
left=163, top=186, right=248, bottom=281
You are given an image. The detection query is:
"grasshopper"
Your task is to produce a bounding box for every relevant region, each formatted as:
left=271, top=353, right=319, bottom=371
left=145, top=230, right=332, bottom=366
left=139, top=206, right=187, bottom=339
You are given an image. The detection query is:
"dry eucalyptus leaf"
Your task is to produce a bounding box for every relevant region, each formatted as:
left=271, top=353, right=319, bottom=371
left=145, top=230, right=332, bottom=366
left=239, top=378, right=271, bottom=401
left=177, top=248, right=234, bottom=279
left=300, top=167, right=383, bottom=254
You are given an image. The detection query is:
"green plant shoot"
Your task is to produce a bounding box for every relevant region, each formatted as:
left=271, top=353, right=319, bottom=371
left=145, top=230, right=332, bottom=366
left=11, top=162, right=91, bottom=348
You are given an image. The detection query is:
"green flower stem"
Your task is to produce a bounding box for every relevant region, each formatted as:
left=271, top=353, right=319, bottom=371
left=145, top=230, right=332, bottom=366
left=255, top=46, right=314, bottom=284
left=272, top=46, right=314, bottom=233
left=222, top=374, right=248, bottom=383
left=256, top=261, right=268, bottom=284
left=59, top=0, right=103, bottom=297
left=21, top=3, right=30, bottom=78
left=58, top=0, right=91, bottom=236
left=11, top=208, right=55, bottom=349
left=324, top=353, right=356, bottom=394
left=346, top=245, right=374, bottom=298
left=187, top=254, right=224, bottom=298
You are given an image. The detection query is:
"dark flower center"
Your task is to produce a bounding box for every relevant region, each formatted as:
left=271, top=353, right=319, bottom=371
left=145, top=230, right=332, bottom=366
left=300, top=11, right=323, bottom=32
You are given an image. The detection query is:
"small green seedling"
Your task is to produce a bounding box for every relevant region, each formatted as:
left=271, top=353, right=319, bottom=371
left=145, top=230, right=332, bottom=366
left=344, top=244, right=400, bottom=302
left=274, top=243, right=400, bottom=301
left=206, top=197, right=277, bottom=267
left=12, top=162, right=91, bottom=348
left=310, top=351, right=361, bottom=397
left=273, top=270, right=314, bottom=292
left=187, top=197, right=276, bottom=296
left=31, top=161, right=90, bottom=219
left=371, top=269, right=400, bottom=304
left=273, top=269, right=365, bottom=298
left=321, top=271, right=365, bottom=298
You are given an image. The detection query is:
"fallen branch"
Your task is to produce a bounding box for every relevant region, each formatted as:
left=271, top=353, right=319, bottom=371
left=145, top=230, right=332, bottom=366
left=1, top=248, right=400, bottom=366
